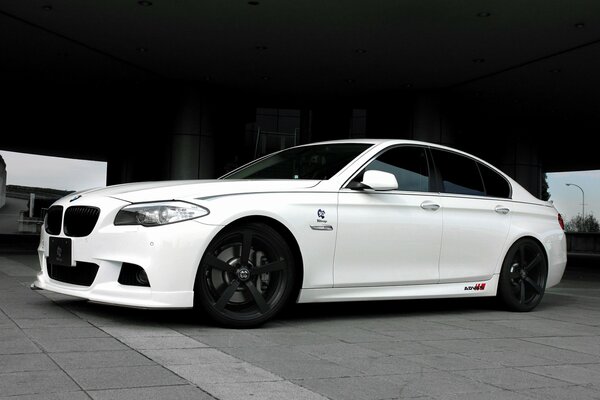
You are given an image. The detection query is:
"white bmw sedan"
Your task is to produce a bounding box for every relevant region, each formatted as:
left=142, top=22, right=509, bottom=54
left=33, top=139, right=567, bottom=327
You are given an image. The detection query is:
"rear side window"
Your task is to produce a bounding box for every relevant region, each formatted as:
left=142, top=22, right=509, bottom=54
left=431, top=149, right=484, bottom=196
left=363, top=146, right=430, bottom=192
left=478, top=163, right=511, bottom=198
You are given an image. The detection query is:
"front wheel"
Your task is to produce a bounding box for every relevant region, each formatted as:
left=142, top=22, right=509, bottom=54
left=498, top=238, right=548, bottom=312
left=195, top=222, right=296, bottom=328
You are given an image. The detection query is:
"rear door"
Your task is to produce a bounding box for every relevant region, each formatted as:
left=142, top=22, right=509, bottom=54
left=430, top=148, right=512, bottom=282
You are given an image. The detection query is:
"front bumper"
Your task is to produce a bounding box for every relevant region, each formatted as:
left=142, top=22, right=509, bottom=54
left=33, top=197, right=221, bottom=309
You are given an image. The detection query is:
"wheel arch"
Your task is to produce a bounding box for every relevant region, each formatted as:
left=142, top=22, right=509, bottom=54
left=496, top=234, right=550, bottom=311
left=193, top=215, right=305, bottom=306
left=499, top=234, right=549, bottom=276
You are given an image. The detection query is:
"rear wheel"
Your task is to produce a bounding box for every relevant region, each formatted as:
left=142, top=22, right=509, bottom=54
left=195, top=222, right=295, bottom=328
left=498, top=238, right=547, bottom=312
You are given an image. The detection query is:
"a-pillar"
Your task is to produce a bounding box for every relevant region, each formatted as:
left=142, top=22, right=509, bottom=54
left=170, top=88, right=215, bottom=180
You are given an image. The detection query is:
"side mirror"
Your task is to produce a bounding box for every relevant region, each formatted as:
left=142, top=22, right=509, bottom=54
left=349, top=170, right=398, bottom=191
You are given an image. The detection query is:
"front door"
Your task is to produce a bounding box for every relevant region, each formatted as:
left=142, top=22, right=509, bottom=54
left=334, top=146, right=442, bottom=287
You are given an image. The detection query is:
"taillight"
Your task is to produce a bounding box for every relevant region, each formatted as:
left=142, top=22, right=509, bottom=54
left=558, top=213, right=565, bottom=230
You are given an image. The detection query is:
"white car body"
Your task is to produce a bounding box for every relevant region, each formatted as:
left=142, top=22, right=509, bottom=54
left=33, top=139, right=566, bottom=325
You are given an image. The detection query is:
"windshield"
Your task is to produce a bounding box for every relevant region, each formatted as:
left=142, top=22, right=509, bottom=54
left=222, top=143, right=372, bottom=180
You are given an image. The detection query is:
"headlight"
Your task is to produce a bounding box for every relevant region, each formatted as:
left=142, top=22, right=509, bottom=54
left=114, top=201, right=209, bottom=226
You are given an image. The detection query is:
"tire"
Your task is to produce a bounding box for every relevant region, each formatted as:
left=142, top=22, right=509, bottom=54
left=498, top=238, right=548, bottom=312
left=195, top=222, right=296, bottom=328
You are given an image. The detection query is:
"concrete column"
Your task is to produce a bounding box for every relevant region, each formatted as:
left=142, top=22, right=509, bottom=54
left=499, top=132, right=542, bottom=198
left=411, top=93, right=455, bottom=146
left=0, top=156, right=6, bottom=208
left=170, top=88, right=215, bottom=179
left=309, top=106, right=351, bottom=142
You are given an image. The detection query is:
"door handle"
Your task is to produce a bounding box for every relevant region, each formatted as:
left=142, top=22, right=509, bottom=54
left=495, top=206, right=510, bottom=215
left=420, top=202, right=440, bottom=211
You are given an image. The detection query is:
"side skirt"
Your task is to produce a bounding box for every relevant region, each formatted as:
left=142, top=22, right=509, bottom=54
left=297, top=275, right=499, bottom=303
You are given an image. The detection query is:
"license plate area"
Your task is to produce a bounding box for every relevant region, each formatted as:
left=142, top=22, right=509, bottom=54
left=49, top=237, right=73, bottom=266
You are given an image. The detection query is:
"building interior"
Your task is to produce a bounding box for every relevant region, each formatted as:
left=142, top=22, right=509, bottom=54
left=1, top=0, right=600, bottom=198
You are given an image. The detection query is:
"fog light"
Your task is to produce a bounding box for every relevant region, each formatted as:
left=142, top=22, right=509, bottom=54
left=136, top=270, right=149, bottom=286
left=118, top=263, right=151, bottom=287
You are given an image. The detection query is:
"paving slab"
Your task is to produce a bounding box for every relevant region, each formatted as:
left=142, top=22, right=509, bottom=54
left=168, top=362, right=282, bottom=385
left=221, top=344, right=319, bottom=362
left=32, top=337, right=130, bottom=353
left=188, top=332, right=278, bottom=348
left=203, top=380, right=329, bottom=400
left=0, top=392, right=90, bottom=400
left=141, top=348, right=238, bottom=365
left=0, top=335, right=40, bottom=355
left=50, top=350, right=156, bottom=369
left=67, top=365, right=187, bottom=390
left=24, top=326, right=110, bottom=340
left=516, top=385, right=600, bottom=400
left=294, top=375, right=425, bottom=399
left=339, top=355, right=436, bottom=376
left=0, top=353, right=57, bottom=373
left=118, top=335, right=208, bottom=350
left=403, top=352, right=503, bottom=371
left=0, top=370, right=80, bottom=397
left=519, top=364, right=600, bottom=385
left=379, top=371, right=503, bottom=398
left=454, top=367, right=570, bottom=390
left=255, top=359, right=360, bottom=379
left=87, top=385, right=215, bottom=400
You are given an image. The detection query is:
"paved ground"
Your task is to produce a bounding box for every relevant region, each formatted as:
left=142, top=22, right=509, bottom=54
left=1, top=254, right=600, bottom=400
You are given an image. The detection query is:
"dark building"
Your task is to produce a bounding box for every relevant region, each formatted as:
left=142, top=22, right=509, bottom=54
left=2, top=1, right=600, bottom=197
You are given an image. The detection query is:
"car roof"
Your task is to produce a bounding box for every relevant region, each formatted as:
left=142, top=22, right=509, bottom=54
left=305, top=138, right=474, bottom=157
left=304, top=138, right=504, bottom=179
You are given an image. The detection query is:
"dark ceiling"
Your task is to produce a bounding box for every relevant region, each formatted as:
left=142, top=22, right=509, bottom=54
left=1, top=0, right=600, bottom=171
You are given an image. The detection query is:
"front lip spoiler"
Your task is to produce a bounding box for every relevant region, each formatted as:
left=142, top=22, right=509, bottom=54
left=30, top=282, right=43, bottom=291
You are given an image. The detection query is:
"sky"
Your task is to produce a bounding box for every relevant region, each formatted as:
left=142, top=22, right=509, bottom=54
left=547, top=170, right=600, bottom=221
left=1, top=150, right=107, bottom=192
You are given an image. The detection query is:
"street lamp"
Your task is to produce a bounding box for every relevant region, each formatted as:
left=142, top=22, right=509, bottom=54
left=565, top=183, right=585, bottom=221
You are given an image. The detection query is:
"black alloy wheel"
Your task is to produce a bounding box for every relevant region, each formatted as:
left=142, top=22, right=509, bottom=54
left=498, top=238, right=548, bottom=312
left=195, top=222, right=295, bottom=328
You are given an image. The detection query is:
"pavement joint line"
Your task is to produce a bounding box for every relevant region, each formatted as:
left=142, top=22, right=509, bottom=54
left=454, top=366, right=579, bottom=392
left=512, top=365, right=597, bottom=385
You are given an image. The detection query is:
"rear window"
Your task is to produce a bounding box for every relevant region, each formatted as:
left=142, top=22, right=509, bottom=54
left=478, top=163, right=511, bottom=198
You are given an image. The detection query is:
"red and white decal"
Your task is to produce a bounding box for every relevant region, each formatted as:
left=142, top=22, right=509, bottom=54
left=464, top=283, right=486, bottom=291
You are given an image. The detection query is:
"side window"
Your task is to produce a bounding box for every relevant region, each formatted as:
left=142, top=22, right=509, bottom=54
left=478, top=163, right=511, bottom=198
left=431, top=149, right=484, bottom=196
left=363, top=146, right=430, bottom=192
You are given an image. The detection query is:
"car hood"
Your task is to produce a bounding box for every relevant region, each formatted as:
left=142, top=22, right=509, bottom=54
left=70, top=179, right=322, bottom=204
